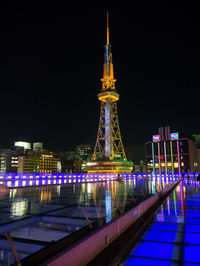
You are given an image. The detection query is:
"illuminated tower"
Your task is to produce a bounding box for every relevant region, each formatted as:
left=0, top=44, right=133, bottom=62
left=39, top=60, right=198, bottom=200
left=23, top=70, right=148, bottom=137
left=86, top=12, right=133, bottom=173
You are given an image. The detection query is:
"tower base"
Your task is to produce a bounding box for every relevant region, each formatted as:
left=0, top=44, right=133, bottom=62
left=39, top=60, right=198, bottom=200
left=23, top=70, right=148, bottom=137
left=86, top=160, right=133, bottom=173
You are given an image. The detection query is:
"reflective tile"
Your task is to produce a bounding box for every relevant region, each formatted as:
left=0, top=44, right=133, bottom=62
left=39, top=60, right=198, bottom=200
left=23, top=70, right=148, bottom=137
left=142, top=230, right=181, bottom=243
left=129, top=241, right=179, bottom=260
left=123, top=256, right=178, bottom=266
left=184, top=245, right=200, bottom=263
left=185, top=233, right=200, bottom=245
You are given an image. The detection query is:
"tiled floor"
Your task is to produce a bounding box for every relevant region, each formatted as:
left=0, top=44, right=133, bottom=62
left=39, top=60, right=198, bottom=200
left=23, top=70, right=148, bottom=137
left=122, top=179, right=200, bottom=265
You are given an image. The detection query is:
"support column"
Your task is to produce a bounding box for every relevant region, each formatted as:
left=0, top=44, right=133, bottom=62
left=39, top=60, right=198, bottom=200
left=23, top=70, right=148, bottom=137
left=105, top=102, right=111, bottom=158
left=164, top=141, right=168, bottom=174
left=152, top=143, right=155, bottom=174
left=177, top=140, right=181, bottom=177
left=170, top=141, right=174, bottom=175
left=158, top=142, right=161, bottom=174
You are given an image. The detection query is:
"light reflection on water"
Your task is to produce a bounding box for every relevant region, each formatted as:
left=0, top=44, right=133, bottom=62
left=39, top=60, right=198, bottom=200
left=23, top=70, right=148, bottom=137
left=1, top=178, right=171, bottom=222
left=10, top=199, right=28, bottom=217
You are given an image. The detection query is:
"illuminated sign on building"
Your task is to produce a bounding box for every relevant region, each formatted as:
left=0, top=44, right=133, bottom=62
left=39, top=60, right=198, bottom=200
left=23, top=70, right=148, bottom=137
left=14, top=141, right=31, bottom=150
left=153, top=135, right=160, bottom=142
left=170, top=132, right=179, bottom=140
left=33, top=142, right=43, bottom=151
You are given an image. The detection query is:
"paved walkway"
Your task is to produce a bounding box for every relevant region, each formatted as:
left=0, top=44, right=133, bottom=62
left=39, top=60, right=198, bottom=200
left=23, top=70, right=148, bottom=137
left=121, top=179, right=200, bottom=265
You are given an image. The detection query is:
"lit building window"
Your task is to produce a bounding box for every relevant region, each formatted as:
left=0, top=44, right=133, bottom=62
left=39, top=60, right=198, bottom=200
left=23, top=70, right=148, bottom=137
left=174, top=162, right=179, bottom=168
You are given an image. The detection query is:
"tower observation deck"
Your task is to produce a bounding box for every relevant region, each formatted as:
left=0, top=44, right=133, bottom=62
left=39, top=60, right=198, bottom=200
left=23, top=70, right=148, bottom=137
left=86, top=12, right=133, bottom=173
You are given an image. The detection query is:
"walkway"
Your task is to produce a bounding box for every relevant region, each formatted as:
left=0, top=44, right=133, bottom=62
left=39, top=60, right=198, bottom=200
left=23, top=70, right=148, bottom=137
left=122, top=179, right=200, bottom=265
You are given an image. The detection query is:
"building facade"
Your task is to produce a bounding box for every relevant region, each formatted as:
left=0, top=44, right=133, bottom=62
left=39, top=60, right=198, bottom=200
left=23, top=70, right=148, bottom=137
left=1, top=142, right=61, bottom=173
left=0, top=149, right=19, bottom=173
left=39, top=153, right=60, bottom=173
left=145, top=127, right=199, bottom=174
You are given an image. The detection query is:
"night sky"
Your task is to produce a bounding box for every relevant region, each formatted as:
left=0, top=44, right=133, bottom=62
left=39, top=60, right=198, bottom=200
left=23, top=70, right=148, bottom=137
left=0, top=6, right=200, bottom=160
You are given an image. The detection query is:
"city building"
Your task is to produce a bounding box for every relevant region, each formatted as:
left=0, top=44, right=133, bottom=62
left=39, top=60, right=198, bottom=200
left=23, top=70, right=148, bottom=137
left=193, top=134, right=200, bottom=170
left=145, top=126, right=199, bottom=174
left=1, top=142, right=61, bottom=173
left=76, top=144, right=94, bottom=172
left=86, top=12, right=133, bottom=173
left=0, top=149, right=19, bottom=173
left=133, top=160, right=146, bottom=173
left=76, top=144, right=93, bottom=160
left=39, top=153, right=60, bottom=173
left=60, top=151, right=82, bottom=173
left=18, top=151, right=61, bottom=174
left=18, top=154, right=40, bottom=173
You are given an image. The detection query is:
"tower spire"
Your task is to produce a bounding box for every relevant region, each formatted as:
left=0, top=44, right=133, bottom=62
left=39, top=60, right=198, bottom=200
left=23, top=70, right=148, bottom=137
left=107, top=11, right=109, bottom=45
left=101, top=11, right=116, bottom=91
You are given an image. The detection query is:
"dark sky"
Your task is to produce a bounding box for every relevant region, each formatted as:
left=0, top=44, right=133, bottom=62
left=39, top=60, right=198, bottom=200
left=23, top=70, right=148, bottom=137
left=0, top=6, right=200, bottom=157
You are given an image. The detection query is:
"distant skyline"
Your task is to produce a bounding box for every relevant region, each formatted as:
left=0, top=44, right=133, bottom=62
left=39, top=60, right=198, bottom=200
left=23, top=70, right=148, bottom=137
left=0, top=6, right=200, bottom=155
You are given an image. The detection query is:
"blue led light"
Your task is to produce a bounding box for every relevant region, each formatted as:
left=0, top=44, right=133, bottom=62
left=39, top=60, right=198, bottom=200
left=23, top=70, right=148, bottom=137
left=0, top=172, right=182, bottom=188
left=184, top=263, right=200, bottom=266
left=185, top=218, right=200, bottom=224
left=142, top=230, right=181, bottom=243
left=186, top=210, right=200, bottom=214
left=184, top=245, right=200, bottom=263
left=123, top=256, right=173, bottom=266
left=185, top=232, right=200, bottom=245
left=185, top=224, right=200, bottom=233
left=185, top=213, right=200, bottom=218
left=149, top=223, right=178, bottom=232
left=186, top=201, right=200, bottom=206
left=129, top=241, right=179, bottom=260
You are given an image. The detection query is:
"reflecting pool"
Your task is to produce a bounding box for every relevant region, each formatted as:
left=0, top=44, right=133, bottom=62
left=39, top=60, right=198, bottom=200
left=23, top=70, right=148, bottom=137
left=0, top=177, right=174, bottom=265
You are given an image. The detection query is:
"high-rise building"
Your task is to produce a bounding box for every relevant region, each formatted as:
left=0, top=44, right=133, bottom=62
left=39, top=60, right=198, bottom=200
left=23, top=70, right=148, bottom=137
left=86, top=12, right=133, bottom=173
left=145, top=126, right=199, bottom=174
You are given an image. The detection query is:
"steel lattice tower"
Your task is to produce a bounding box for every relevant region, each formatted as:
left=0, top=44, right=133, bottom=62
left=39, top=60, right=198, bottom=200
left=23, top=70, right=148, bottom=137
left=92, top=12, right=127, bottom=161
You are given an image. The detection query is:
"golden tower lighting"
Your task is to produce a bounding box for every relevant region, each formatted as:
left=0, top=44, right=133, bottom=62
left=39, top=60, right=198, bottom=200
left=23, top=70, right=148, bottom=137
left=86, top=12, right=133, bottom=173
